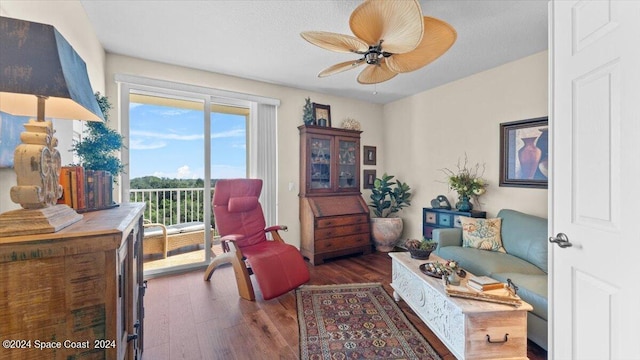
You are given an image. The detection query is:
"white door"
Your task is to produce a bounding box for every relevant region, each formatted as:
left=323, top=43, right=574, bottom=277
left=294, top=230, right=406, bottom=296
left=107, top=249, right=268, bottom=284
left=550, top=1, right=640, bottom=359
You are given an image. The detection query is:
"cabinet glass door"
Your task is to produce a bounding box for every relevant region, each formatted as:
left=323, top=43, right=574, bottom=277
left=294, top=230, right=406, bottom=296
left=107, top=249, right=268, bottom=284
left=310, top=138, right=331, bottom=189
left=338, top=139, right=357, bottom=189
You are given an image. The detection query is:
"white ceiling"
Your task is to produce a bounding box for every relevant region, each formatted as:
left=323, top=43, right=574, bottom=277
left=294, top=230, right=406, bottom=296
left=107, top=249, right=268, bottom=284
left=80, top=0, right=548, bottom=105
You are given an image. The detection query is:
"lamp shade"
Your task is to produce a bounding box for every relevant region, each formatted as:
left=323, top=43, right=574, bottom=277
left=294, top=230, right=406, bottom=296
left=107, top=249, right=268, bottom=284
left=0, top=16, right=104, bottom=122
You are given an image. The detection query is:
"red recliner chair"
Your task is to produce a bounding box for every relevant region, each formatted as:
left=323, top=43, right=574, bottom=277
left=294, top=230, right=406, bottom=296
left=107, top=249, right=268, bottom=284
left=204, top=179, right=310, bottom=300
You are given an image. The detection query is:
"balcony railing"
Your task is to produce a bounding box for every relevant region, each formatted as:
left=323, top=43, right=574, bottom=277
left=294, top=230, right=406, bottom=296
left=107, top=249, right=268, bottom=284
left=129, top=187, right=214, bottom=226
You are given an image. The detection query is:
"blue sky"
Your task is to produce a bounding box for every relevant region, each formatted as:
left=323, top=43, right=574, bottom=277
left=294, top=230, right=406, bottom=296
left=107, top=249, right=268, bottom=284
left=129, top=103, right=246, bottom=180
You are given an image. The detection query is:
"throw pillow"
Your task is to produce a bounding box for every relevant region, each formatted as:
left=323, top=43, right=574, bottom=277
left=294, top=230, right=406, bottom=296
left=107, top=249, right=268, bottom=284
left=460, top=216, right=506, bottom=253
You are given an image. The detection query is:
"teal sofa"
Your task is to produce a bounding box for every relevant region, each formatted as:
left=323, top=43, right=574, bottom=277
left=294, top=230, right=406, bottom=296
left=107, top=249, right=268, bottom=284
left=432, top=209, right=548, bottom=350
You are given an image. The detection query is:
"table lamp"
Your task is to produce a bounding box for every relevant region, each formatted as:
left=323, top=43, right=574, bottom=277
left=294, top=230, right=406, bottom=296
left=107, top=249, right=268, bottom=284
left=0, top=16, right=104, bottom=236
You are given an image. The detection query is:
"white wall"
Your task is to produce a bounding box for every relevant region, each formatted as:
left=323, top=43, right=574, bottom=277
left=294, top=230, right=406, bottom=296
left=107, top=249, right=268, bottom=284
left=382, top=51, right=549, bottom=241
left=0, top=1, right=106, bottom=213
left=105, top=54, right=386, bottom=247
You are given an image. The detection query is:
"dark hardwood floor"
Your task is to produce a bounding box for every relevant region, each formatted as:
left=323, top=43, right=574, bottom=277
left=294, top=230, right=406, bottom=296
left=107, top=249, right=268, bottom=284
left=143, top=251, right=547, bottom=359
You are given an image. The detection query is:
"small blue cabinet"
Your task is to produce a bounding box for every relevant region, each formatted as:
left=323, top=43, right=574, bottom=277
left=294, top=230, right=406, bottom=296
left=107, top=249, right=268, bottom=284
left=422, top=207, right=486, bottom=239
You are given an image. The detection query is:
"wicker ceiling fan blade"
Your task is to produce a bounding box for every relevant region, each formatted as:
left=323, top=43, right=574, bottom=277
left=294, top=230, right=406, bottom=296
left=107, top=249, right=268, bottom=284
left=357, top=59, right=398, bottom=84
left=349, top=0, right=424, bottom=53
left=386, top=16, right=457, bottom=73
left=300, top=31, right=369, bottom=53
left=318, top=59, right=366, bottom=78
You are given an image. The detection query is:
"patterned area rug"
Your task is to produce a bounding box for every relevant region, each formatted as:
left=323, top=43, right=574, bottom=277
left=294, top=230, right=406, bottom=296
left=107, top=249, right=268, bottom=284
left=296, top=283, right=442, bottom=360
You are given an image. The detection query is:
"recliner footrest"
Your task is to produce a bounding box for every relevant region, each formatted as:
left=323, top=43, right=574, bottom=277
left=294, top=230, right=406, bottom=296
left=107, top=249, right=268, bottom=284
left=242, top=242, right=310, bottom=300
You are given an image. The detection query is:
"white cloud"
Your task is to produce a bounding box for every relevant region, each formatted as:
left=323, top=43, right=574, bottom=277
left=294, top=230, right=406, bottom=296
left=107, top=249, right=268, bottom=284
left=155, top=109, right=191, bottom=116
left=131, top=130, right=203, bottom=141
left=152, top=165, right=203, bottom=179
left=211, top=129, right=245, bottom=139
left=129, top=129, right=246, bottom=150
left=129, top=138, right=167, bottom=150
left=176, top=165, right=193, bottom=179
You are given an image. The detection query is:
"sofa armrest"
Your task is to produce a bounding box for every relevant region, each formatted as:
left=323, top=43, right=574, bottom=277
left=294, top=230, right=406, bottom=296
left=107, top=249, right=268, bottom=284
left=433, top=228, right=463, bottom=248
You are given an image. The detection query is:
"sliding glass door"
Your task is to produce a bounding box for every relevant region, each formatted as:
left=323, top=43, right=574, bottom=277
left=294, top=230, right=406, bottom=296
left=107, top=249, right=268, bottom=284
left=125, top=89, right=248, bottom=275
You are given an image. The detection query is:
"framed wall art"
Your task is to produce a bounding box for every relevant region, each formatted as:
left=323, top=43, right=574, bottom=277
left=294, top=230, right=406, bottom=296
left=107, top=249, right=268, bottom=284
left=363, top=146, right=376, bottom=165
left=499, top=116, right=549, bottom=188
left=363, top=170, right=376, bottom=189
left=312, top=103, right=331, bottom=127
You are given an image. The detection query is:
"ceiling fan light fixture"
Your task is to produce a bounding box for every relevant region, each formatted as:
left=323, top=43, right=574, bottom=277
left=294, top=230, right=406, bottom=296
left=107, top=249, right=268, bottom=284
left=365, top=51, right=380, bottom=65
left=301, top=0, right=456, bottom=84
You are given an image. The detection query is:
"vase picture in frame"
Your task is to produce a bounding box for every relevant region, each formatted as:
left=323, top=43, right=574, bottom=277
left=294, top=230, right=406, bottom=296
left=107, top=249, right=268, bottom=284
left=312, top=103, right=331, bottom=127
left=499, top=116, right=548, bottom=188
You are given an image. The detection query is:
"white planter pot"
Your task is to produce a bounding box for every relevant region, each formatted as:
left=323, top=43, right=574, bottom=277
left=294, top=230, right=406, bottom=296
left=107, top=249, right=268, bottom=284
left=370, top=217, right=403, bottom=252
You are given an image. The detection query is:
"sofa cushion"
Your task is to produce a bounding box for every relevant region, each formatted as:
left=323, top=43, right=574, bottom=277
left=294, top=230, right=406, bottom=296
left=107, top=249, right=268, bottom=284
left=491, top=272, right=548, bottom=321
left=497, top=209, right=548, bottom=273
left=437, top=246, right=547, bottom=277
left=461, top=216, right=505, bottom=253
left=144, top=225, right=180, bottom=238
left=170, top=221, right=206, bottom=233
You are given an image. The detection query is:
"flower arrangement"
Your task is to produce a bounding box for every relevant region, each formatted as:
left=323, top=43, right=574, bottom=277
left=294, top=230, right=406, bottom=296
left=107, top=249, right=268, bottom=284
left=443, top=259, right=465, bottom=285
left=441, top=156, right=488, bottom=198
left=341, top=118, right=361, bottom=130
left=443, top=260, right=459, bottom=271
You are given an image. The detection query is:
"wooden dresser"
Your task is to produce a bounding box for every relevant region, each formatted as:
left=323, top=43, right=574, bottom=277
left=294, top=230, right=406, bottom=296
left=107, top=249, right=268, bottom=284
left=299, top=125, right=371, bottom=265
left=0, top=203, right=145, bottom=360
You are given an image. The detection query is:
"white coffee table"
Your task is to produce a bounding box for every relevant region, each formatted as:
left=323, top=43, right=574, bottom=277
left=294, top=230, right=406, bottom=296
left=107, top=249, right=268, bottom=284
left=389, top=252, right=533, bottom=360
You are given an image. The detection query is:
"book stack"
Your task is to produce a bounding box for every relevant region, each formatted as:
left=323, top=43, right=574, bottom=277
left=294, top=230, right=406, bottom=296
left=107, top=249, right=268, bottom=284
left=467, top=275, right=505, bottom=292
left=58, top=166, right=114, bottom=211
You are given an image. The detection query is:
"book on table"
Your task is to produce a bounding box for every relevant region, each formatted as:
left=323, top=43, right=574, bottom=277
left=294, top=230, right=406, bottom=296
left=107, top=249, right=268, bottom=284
left=467, top=281, right=505, bottom=292
left=467, top=275, right=505, bottom=291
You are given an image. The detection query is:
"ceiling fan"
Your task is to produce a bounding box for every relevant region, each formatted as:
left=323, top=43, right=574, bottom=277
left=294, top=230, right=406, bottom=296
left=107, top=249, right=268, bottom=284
left=301, top=0, right=456, bottom=84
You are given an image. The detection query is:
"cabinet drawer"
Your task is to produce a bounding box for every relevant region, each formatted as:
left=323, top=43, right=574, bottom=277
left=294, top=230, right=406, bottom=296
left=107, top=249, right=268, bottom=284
left=453, top=215, right=464, bottom=228
left=423, top=226, right=434, bottom=239
left=315, top=223, right=369, bottom=239
left=315, top=233, right=370, bottom=252
left=316, top=215, right=368, bottom=229
left=465, top=312, right=528, bottom=359
left=438, top=214, right=453, bottom=227
left=424, top=211, right=437, bottom=224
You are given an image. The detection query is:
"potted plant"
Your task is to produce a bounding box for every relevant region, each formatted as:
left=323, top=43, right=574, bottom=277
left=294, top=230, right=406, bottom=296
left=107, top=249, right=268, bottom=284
left=405, top=238, right=437, bottom=259
left=72, top=92, right=124, bottom=180
left=368, top=173, right=412, bottom=252
left=302, top=97, right=315, bottom=125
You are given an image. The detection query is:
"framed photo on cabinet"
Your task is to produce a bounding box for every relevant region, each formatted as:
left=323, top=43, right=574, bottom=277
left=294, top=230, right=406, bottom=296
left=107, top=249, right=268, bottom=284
left=499, top=116, right=548, bottom=188
left=312, top=103, right=331, bottom=127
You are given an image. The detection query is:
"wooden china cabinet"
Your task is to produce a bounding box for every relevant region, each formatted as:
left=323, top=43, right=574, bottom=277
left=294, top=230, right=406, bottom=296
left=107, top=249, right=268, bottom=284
left=298, top=125, right=371, bottom=265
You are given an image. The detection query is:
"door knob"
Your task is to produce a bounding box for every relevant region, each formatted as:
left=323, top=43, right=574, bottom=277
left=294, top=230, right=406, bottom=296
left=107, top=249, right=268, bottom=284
left=549, top=233, right=573, bottom=248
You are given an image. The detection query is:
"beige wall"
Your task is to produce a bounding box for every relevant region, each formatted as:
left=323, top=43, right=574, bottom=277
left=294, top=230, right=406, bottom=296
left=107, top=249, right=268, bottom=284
left=0, top=0, right=547, bottom=247
left=382, top=51, right=549, bottom=241
left=105, top=54, right=386, bottom=247
left=0, top=1, right=105, bottom=213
